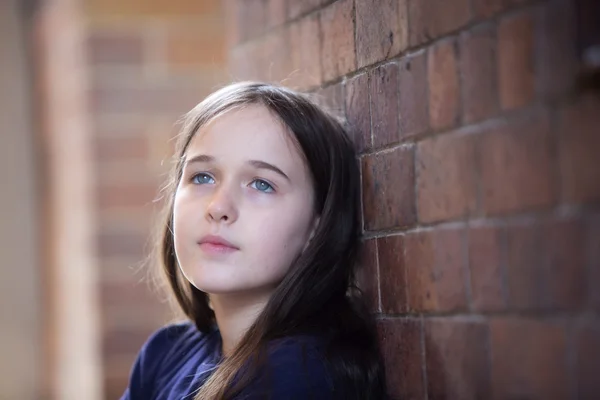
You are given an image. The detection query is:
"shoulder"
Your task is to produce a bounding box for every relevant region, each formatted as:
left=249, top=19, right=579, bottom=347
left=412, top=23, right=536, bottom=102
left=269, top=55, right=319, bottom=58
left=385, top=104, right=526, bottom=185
left=235, top=336, right=336, bottom=400
left=121, top=321, right=216, bottom=399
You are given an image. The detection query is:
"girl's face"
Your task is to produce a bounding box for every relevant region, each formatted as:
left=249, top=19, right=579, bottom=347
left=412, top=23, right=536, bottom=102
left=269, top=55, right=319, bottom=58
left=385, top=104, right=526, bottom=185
left=173, top=104, right=317, bottom=296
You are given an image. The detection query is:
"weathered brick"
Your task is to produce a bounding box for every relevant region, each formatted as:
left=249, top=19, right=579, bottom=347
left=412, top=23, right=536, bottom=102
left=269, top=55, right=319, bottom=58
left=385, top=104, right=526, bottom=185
left=370, top=63, right=400, bottom=148
left=345, top=73, right=372, bottom=153
left=98, top=231, right=147, bottom=260
left=498, top=11, right=535, bottom=110
left=88, top=31, right=144, bottom=66
left=236, top=0, right=266, bottom=42
left=425, top=318, right=491, bottom=399
left=377, top=235, right=407, bottom=313
left=229, top=41, right=263, bottom=81
left=267, top=0, right=287, bottom=28
left=362, top=147, right=416, bottom=231
left=535, top=0, right=578, bottom=99
left=94, top=135, right=147, bottom=163
left=97, top=182, right=159, bottom=210
left=377, top=318, right=425, bottom=400
left=398, top=51, right=429, bottom=139
left=558, top=95, right=600, bottom=204
left=166, top=22, right=226, bottom=68
left=459, top=24, right=498, bottom=123
left=542, top=218, right=586, bottom=310
left=315, top=82, right=344, bottom=118
left=576, top=321, right=600, bottom=399
left=355, top=0, right=407, bottom=68
left=479, top=113, right=555, bottom=215
left=356, top=238, right=380, bottom=313
left=404, top=228, right=468, bottom=312
left=287, top=0, right=324, bottom=20
left=472, top=0, right=529, bottom=18
left=86, top=0, right=219, bottom=17
left=587, top=215, right=600, bottom=310
left=468, top=225, right=508, bottom=311
left=408, top=0, right=471, bottom=46
left=504, top=218, right=585, bottom=311
left=320, top=0, right=355, bottom=81
left=428, top=39, right=460, bottom=130
left=289, top=14, right=322, bottom=89
left=259, top=29, right=293, bottom=83
left=416, top=132, right=477, bottom=223
left=490, top=317, right=568, bottom=400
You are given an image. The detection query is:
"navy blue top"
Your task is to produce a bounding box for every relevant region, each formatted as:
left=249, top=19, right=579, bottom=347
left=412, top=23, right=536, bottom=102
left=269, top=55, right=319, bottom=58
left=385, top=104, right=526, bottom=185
left=120, top=321, right=336, bottom=399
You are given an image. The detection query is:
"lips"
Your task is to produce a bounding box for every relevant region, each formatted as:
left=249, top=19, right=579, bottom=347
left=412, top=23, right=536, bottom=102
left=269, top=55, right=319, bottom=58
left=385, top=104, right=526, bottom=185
left=197, top=234, right=239, bottom=254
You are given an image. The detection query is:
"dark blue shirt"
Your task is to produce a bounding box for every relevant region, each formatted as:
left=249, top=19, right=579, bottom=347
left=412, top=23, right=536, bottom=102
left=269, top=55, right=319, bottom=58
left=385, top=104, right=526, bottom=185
left=120, top=321, right=335, bottom=399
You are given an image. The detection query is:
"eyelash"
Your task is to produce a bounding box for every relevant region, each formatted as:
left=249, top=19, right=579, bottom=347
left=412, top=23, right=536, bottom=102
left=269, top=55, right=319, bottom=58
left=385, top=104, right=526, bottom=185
left=189, top=173, right=275, bottom=194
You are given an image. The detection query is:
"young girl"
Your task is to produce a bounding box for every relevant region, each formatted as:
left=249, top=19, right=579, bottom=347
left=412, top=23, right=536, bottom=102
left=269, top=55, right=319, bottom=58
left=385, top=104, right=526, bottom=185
left=120, top=82, right=386, bottom=399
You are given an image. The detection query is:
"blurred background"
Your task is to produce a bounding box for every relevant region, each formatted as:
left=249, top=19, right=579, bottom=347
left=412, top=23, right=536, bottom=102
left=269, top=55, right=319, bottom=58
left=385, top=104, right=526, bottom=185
left=1, top=0, right=599, bottom=399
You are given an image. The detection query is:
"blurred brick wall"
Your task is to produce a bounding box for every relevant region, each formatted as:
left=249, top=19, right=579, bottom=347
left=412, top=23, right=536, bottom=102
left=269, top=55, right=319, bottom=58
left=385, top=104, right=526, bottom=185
left=84, top=0, right=226, bottom=398
left=225, top=0, right=600, bottom=399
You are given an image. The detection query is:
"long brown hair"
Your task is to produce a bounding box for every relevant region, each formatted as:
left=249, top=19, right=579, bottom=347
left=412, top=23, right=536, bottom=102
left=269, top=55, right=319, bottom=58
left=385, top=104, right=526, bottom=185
left=157, top=82, right=385, bottom=399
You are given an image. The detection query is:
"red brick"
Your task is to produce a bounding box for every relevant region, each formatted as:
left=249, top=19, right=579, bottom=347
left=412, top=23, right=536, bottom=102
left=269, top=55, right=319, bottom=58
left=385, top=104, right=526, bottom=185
left=535, top=0, right=578, bottom=100
left=498, top=12, right=535, bottom=110
left=377, top=235, right=407, bottom=313
left=473, top=0, right=505, bottom=17
left=558, top=95, right=600, bottom=204
left=490, top=317, right=568, bottom=400
left=229, top=41, right=263, bottom=81
left=355, top=0, right=407, bottom=68
left=97, top=182, right=159, bottom=210
left=542, top=218, right=586, bottom=310
left=408, top=0, right=471, bottom=46
left=398, top=51, right=428, bottom=139
left=459, top=24, right=498, bottom=123
left=166, top=23, right=226, bottom=67
left=370, top=63, right=400, bottom=148
left=479, top=113, right=555, bottom=215
left=94, top=135, right=147, bottom=163
left=468, top=226, right=508, bottom=311
left=315, top=82, right=344, bottom=117
left=576, top=321, right=600, bottom=399
left=404, top=228, right=468, bottom=312
left=259, top=30, right=293, bottom=83
left=320, top=0, right=356, bottom=81
left=88, top=31, right=144, bottom=66
left=91, top=84, right=208, bottom=115
left=428, top=39, right=460, bottom=130
left=267, top=0, right=287, bottom=28
left=424, top=318, right=491, bottom=399
left=98, top=231, right=147, bottom=260
left=236, top=0, right=266, bottom=42
left=86, top=0, right=219, bottom=17
left=377, top=318, right=425, bottom=400
left=287, top=0, right=324, bottom=20
left=289, top=14, right=322, bottom=89
left=587, top=215, right=600, bottom=310
left=416, top=132, right=477, bottom=223
left=361, top=147, right=416, bottom=231
left=356, top=238, right=380, bottom=313
left=103, top=326, right=155, bottom=355
left=345, top=73, right=372, bottom=153
left=504, top=219, right=585, bottom=311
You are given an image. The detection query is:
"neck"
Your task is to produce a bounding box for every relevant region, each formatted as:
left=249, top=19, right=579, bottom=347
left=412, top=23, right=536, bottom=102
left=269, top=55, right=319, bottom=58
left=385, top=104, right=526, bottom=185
left=210, top=290, right=271, bottom=356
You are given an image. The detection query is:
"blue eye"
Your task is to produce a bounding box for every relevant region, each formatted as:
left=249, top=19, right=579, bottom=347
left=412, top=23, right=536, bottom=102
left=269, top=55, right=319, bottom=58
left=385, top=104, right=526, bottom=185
left=191, top=173, right=215, bottom=185
left=250, top=179, right=274, bottom=193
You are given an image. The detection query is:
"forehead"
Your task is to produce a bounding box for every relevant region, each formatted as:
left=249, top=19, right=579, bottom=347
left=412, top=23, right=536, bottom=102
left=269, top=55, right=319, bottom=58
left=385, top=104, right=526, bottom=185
left=185, top=104, right=304, bottom=169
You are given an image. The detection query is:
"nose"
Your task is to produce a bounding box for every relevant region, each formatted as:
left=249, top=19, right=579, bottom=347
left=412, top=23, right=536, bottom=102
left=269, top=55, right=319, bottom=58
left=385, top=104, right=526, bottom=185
left=205, top=184, right=238, bottom=224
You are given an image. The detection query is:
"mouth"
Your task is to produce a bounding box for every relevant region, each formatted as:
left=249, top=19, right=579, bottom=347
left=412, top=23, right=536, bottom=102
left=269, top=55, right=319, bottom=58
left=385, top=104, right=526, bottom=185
left=197, top=235, right=239, bottom=254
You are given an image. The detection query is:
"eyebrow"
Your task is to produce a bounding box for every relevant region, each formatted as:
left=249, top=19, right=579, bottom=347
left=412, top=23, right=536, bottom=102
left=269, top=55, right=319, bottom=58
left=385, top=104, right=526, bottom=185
left=184, top=154, right=290, bottom=182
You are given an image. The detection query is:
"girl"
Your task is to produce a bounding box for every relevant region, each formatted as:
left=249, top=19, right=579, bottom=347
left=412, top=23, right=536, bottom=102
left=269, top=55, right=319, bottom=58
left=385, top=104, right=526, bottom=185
left=121, top=82, right=386, bottom=399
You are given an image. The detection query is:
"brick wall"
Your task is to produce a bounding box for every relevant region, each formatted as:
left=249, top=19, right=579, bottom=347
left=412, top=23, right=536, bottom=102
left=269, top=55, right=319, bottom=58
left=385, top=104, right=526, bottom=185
left=84, top=0, right=226, bottom=398
left=225, top=0, right=599, bottom=399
